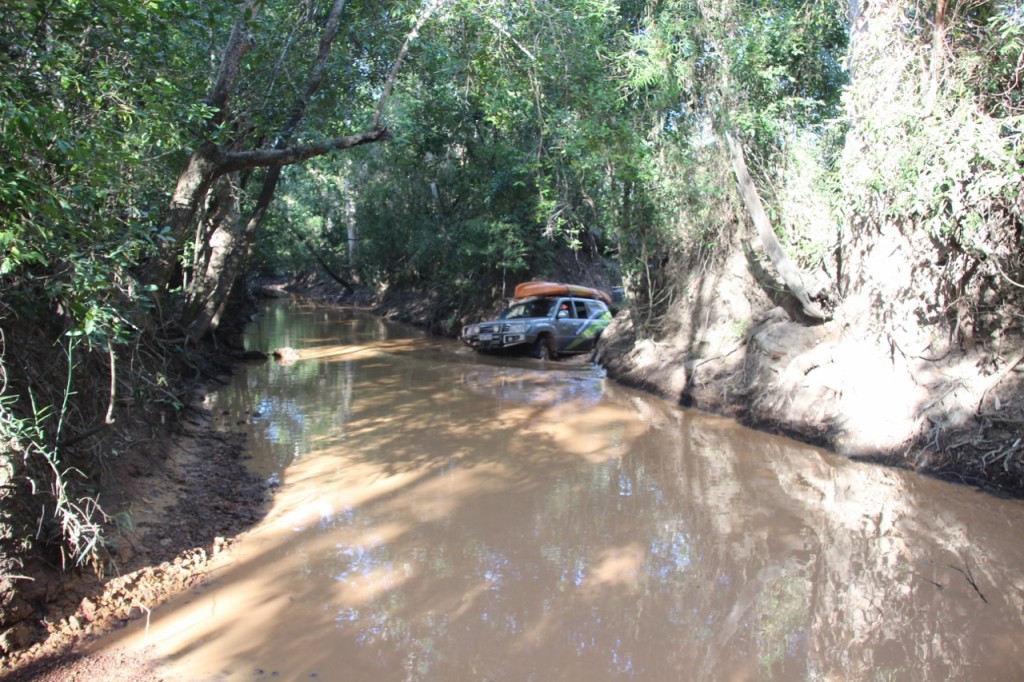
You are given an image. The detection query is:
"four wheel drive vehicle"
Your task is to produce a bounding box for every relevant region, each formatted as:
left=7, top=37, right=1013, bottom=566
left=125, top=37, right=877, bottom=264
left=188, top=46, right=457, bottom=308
left=461, top=284, right=614, bottom=360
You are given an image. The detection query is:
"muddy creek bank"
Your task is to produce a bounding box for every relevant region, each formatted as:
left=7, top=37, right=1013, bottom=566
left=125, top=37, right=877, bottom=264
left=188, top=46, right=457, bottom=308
left=71, top=299, right=1024, bottom=681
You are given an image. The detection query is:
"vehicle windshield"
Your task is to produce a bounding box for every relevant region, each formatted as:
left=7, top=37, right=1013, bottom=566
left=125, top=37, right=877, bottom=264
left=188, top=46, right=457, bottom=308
left=506, top=299, right=555, bottom=319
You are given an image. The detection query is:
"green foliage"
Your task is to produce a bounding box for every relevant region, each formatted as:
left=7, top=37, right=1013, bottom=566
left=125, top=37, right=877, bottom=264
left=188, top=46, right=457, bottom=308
left=979, top=6, right=1024, bottom=117
left=889, top=99, right=1019, bottom=245
left=770, top=133, right=841, bottom=274
left=0, top=0, right=231, bottom=570
left=728, top=0, right=847, bottom=140
left=270, top=0, right=639, bottom=304
left=834, top=0, right=1024, bottom=340
left=841, top=0, right=1023, bottom=258
left=624, top=0, right=848, bottom=140
left=0, top=0, right=216, bottom=334
left=616, top=0, right=848, bottom=325
left=0, top=354, right=103, bottom=571
left=255, top=0, right=851, bottom=328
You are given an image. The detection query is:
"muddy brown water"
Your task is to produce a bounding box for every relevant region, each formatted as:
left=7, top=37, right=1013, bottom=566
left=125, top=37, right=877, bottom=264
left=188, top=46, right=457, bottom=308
left=95, top=300, right=1024, bottom=680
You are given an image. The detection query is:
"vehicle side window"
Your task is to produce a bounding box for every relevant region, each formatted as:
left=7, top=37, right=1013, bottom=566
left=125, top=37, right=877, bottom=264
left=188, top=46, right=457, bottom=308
left=573, top=301, right=588, bottom=318
left=514, top=300, right=550, bottom=318
left=556, top=300, right=573, bottom=318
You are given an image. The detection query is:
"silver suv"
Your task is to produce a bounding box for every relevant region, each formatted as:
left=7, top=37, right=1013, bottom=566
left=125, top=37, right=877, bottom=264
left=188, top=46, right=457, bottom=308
left=462, top=296, right=612, bottom=359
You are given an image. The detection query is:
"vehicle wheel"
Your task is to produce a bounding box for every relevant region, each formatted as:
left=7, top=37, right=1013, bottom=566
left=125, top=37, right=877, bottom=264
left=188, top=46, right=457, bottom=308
left=530, top=336, right=555, bottom=360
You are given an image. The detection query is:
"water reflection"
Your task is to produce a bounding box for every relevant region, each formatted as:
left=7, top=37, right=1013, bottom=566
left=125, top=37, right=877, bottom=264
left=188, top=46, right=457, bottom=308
left=460, top=365, right=606, bottom=407
left=97, top=300, right=1024, bottom=681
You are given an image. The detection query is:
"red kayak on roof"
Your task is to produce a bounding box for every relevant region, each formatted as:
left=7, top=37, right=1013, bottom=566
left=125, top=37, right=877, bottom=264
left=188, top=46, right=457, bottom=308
left=514, top=281, right=613, bottom=306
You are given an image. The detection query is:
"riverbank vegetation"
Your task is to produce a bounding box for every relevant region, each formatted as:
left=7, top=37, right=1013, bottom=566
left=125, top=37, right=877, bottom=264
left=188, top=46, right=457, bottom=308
left=1, top=0, right=1022, bottom=661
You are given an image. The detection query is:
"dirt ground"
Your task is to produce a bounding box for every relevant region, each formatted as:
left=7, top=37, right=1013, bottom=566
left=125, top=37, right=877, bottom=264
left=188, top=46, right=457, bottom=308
left=0, top=374, right=269, bottom=681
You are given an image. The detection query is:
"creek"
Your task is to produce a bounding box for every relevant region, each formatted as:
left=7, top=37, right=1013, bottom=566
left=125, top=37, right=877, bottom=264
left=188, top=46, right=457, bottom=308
left=97, top=299, right=1024, bottom=680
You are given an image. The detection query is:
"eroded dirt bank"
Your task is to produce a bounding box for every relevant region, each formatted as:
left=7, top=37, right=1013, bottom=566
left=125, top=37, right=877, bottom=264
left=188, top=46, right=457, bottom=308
left=594, top=248, right=1024, bottom=497
left=0, top=363, right=269, bottom=680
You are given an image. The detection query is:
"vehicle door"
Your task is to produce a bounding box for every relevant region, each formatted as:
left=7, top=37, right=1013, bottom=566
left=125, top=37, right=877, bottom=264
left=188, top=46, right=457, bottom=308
left=573, top=299, right=599, bottom=350
left=553, top=298, right=582, bottom=351
left=580, top=301, right=612, bottom=348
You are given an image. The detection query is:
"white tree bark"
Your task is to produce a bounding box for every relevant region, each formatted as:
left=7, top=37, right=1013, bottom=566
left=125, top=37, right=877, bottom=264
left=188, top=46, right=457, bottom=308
left=725, top=131, right=829, bottom=321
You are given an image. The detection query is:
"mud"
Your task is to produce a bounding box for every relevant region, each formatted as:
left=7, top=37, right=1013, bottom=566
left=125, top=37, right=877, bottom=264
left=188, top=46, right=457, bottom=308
left=0, top=388, right=268, bottom=681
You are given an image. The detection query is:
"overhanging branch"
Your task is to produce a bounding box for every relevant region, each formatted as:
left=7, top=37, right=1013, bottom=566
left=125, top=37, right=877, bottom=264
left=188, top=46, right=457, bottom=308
left=214, top=127, right=392, bottom=175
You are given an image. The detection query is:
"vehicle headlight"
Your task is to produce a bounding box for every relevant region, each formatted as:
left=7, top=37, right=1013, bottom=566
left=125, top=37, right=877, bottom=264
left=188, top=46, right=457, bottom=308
left=504, top=322, right=528, bottom=334
left=465, top=324, right=479, bottom=336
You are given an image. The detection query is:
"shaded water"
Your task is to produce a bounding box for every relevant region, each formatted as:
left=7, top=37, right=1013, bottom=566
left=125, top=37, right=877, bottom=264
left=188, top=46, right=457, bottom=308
left=101, top=300, right=1024, bottom=680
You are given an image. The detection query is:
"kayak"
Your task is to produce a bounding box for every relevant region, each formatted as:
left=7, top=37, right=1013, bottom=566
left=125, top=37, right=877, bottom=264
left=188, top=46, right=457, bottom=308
left=514, top=281, right=613, bottom=305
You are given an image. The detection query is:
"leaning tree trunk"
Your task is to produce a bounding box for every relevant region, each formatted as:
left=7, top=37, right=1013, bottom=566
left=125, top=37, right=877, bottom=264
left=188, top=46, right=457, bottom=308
left=146, top=145, right=220, bottom=293
left=182, top=174, right=242, bottom=341
left=147, top=1, right=261, bottom=293
left=724, top=130, right=830, bottom=322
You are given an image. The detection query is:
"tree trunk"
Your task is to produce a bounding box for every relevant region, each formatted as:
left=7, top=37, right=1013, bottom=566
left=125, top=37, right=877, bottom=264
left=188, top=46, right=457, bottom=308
left=927, top=0, right=948, bottom=108
left=180, top=0, right=352, bottom=340
left=345, top=175, right=357, bottom=269
left=183, top=174, right=242, bottom=341
left=147, top=1, right=261, bottom=292
left=724, top=130, right=830, bottom=321
left=147, top=145, right=219, bottom=291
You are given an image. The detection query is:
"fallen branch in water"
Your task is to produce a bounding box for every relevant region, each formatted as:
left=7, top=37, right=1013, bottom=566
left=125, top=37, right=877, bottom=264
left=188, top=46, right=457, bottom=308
left=948, top=559, right=989, bottom=604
